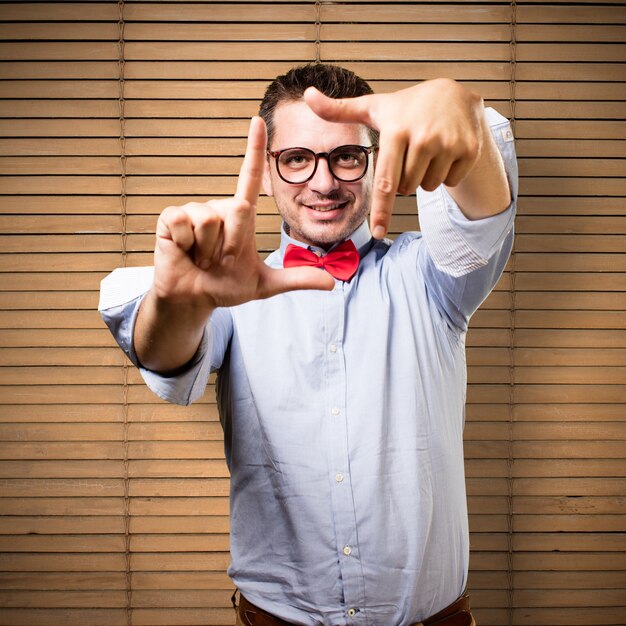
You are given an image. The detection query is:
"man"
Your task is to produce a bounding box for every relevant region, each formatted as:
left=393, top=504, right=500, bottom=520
left=100, top=64, right=517, bottom=626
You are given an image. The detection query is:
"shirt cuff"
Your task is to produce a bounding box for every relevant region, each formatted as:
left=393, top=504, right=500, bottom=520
left=416, top=106, right=518, bottom=277
left=98, top=266, right=212, bottom=406
left=140, top=328, right=212, bottom=407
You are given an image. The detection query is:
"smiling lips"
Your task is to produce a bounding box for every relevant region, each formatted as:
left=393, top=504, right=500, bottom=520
left=303, top=200, right=349, bottom=213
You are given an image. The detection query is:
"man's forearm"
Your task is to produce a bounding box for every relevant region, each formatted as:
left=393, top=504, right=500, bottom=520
left=134, top=289, right=213, bottom=374
left=446, top=111, right=512, bottom=220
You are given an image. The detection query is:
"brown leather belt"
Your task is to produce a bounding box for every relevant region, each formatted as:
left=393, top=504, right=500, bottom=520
left=235, top=592, right=473, bottom=626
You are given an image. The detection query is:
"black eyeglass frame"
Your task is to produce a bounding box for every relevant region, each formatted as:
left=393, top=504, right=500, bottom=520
left=267, top=144, right=378, bottom=185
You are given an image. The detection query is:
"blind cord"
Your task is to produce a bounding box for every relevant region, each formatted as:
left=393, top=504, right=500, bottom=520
left=118, top=1, right=128, bottom=268
left=117, top=2, right=132, bottom=624
left=314, top=0, right=322, bottom=63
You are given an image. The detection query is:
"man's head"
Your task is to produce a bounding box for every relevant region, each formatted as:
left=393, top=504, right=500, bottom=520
left=260, top=64, right=378, bottom=249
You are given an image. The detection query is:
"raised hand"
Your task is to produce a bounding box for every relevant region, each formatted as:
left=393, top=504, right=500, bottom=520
left=303, top=79, right=486, bottom=238
left=136, top=116, right=334, bottom=373
left=152, top=116, right=334, bottom=311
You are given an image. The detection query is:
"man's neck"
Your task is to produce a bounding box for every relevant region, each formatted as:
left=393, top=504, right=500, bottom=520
left=280, top=220, right=373, bottom=256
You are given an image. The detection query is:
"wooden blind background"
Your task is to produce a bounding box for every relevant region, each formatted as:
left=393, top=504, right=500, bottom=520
left=0, top=1, right=624, bottom=625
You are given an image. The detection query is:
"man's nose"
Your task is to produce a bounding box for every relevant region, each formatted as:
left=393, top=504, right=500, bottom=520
left=307, top=156, right=340, bottom=194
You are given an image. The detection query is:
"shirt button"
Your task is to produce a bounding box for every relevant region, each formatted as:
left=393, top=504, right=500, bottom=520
left=343, top=545, right=352, bottom=556
left=331, top=407, right=340, bottom=416
left=329, top=343, right=337, bottom=353
left=347, top=608, right=357, bottom=617
left=335, top=473, right=344, bottom=483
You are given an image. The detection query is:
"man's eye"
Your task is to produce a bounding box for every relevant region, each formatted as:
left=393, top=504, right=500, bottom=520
left=334, top=152, right=361, bottom=167
left=338, top=154, right=357, bottom=163
left=282, top=152, right=312, bottom=167
left=286, top=155, right=306, bottom=164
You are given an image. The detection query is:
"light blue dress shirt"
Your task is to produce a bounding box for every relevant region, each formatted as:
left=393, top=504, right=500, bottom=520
left=100, top=109, right=517, bottom=626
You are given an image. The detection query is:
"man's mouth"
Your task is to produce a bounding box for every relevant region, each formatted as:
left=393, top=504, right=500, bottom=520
left=304, top=201, right=348, bottom=212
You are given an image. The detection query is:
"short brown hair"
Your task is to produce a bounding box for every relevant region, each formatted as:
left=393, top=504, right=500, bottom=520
left=259, top=63, right=378, bottom=147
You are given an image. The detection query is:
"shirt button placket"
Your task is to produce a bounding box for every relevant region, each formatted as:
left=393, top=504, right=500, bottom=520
left=326, top=281, right=361, bottom=619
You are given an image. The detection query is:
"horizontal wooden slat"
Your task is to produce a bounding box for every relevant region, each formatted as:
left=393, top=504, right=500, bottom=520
left=0, top=42, right=119, bottom=61
left=123, top=4, right=512, bottom=23
left=517, top=24, right=626, bottom=42
left=466, top=459, right=626, bottom=479
left=0, top=3, right=119, bottom=20
left=126, top=22, right=510, bottom=42
left=470, top=365, right=626, bottom=384
left=517, top=140, right=626, bottom=159
left=0, top=403, right=217, bottom=423
left=0, top=348, right=124, bottom=366
left=0, top=421, right=223, bottom=441
left=0, top=23, right=119, bottom=40
left=512, top=348, right=626, bottom=366
left=518, top=5, right=626, bottom=24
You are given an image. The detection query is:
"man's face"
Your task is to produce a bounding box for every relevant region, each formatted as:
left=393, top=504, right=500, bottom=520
left=263, top=100, right=373, bottom=249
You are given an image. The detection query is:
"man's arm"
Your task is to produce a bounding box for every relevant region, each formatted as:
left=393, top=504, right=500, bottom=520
left=304, top=78, right=512, bottom=233
left=133, top=117, right=334, bottom=375
left=444, top=104, right=511, bottom=220
left=416, top=107, right=517, bottom=330
left=305, top=80, right=516, bottom=333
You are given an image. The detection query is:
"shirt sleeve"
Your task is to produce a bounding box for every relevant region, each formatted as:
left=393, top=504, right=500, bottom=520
left=98, top=266, right=230, bottom=406
left=415, top=107, right=518, bottom=333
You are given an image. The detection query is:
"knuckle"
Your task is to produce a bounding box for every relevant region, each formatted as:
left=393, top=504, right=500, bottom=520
left=244, top=161, right=263, bottom=182
left=375, top=175, right=396, bottom=196
left=197, top=211, right=221, bottom=231
left=440, top=134, right=457, bottom=152
left=233, top=199, right=252, bottom=213
left=162, top=206, right=189, bottom=227
left=386, top=127, right=406, bottom=145
left=424, top=134, right=443, bottom=155
left=466, top=138, right=480, bottom=161
left=421, top=176, right=440, bottom=192
left=398, top=182, right=415, bottom=196
left=412, top=127, right=433, bottom=145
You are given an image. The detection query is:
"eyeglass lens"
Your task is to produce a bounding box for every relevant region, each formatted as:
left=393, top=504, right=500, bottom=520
left=277, top=145, right=369, bottom=183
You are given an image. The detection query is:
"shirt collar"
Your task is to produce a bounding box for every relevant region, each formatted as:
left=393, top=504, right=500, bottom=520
left=279, top=220, right=373, bottom=260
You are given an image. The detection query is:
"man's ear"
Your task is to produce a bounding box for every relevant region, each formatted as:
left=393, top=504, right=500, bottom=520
left=262, top=159, right=274, bottom=197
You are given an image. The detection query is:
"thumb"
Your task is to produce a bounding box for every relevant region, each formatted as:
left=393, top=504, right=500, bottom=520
left=304, top=86, right=376, bottom=127
left=259, top=265, right=335, bottom=299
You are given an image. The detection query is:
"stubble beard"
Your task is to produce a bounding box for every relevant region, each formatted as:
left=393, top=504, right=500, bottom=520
left=276, top=188, right=372, bottom=250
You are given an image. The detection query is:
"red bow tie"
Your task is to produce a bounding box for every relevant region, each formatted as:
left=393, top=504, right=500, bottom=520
left=283, top=240, right=360, bottom=281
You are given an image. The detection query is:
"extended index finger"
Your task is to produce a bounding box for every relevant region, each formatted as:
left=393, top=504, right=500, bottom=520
left=369, top=131, right=404, bottom=239
left=235, top=116, right=267, bottom=206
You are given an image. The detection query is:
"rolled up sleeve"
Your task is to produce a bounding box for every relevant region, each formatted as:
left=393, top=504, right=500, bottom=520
left=414, top=107, right=518, bottom=332
left=98, top=266, right=214, bottom=406
left=417, top=107, right=517, bottom=278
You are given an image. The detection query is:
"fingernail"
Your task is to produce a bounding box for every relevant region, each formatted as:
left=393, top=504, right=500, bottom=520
left=199, top=258, right=210, bottom=270
left=221, top=255, right=235, bottom=267
left=372, top=225, right=386, bottom=239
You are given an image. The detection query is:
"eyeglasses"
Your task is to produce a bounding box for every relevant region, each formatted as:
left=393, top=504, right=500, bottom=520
left=267, top=144, right=377, bottom=185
